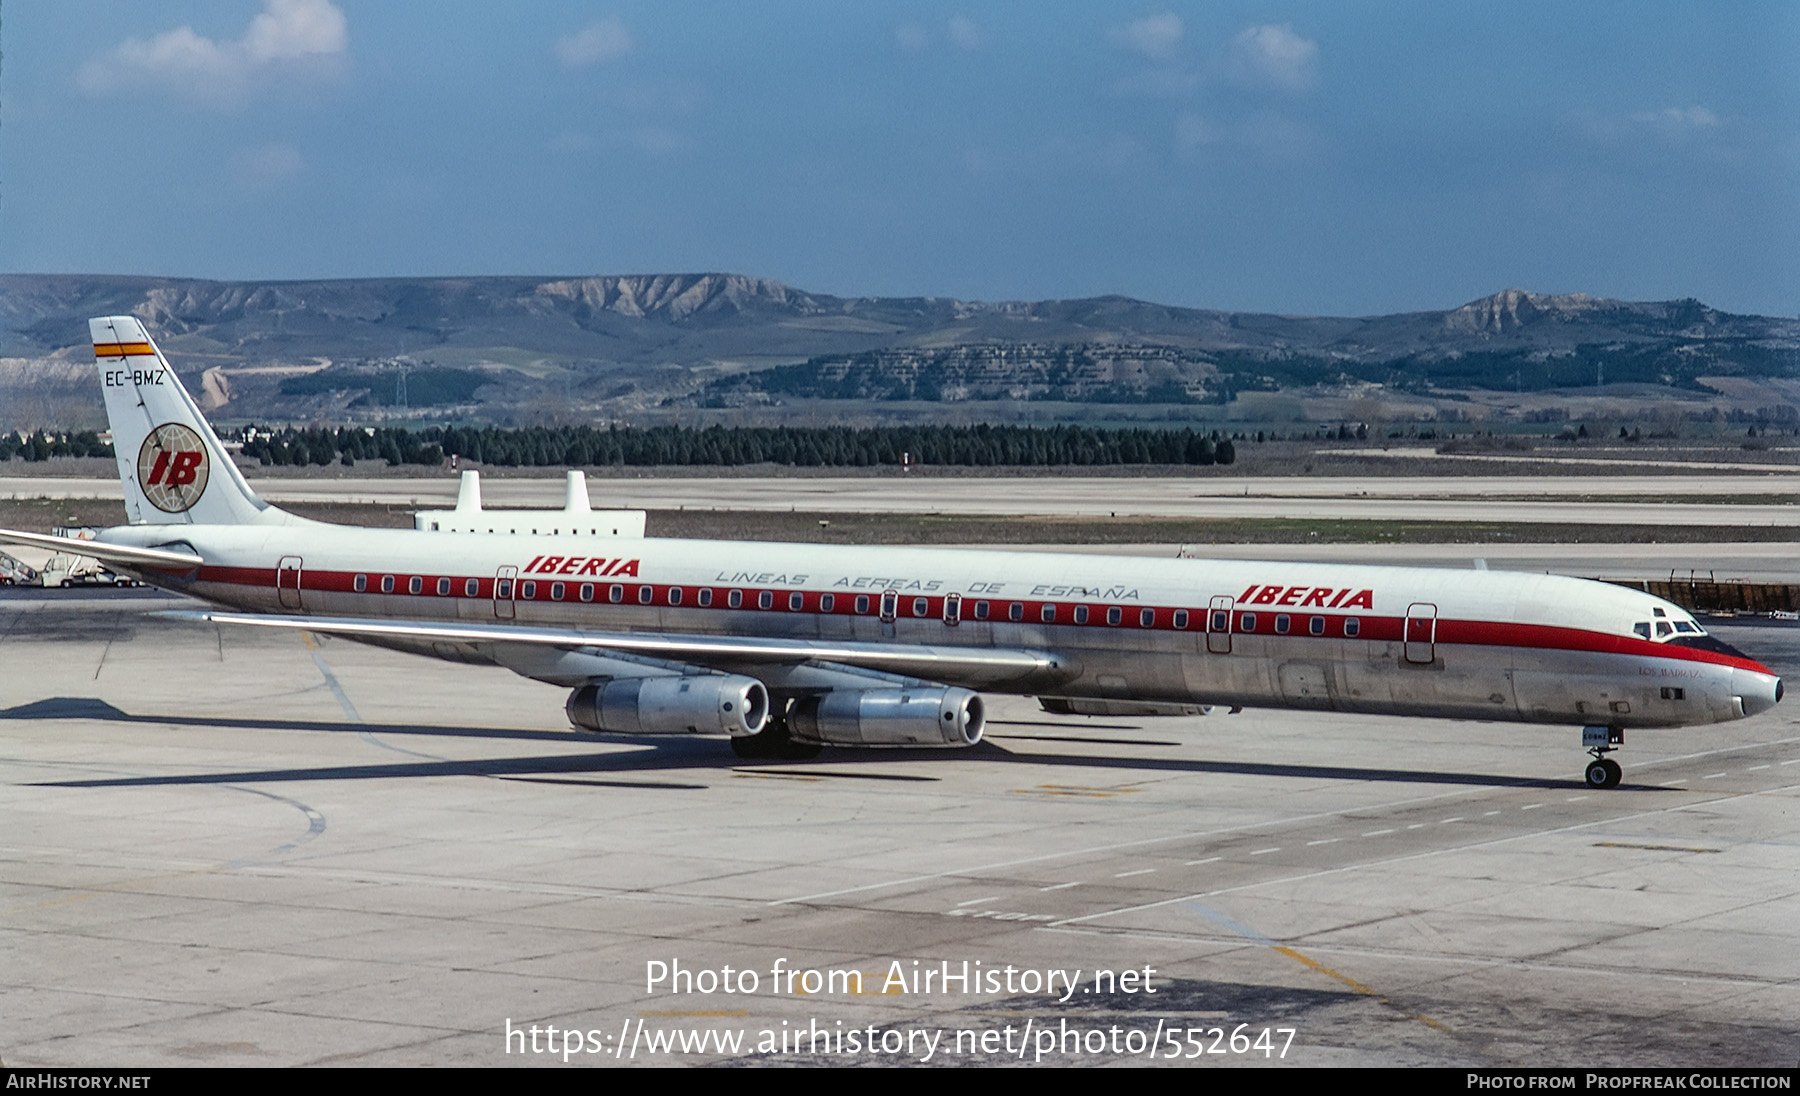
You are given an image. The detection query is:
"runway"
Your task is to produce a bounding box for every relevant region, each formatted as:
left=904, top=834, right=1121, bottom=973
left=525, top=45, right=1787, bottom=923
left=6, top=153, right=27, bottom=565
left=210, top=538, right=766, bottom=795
left=3, top=586, right=1796, bottom=1067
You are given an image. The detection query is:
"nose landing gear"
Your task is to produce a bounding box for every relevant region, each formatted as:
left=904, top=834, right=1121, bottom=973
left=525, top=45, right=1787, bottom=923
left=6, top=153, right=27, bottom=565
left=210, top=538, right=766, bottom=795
left=1582, top=725, right=1624, bottom=789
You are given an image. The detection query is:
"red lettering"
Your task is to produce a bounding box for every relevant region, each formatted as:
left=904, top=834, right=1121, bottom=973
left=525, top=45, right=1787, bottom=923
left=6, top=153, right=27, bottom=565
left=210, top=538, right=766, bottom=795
left=1301, top=588, right=1332, bottom=607
left=611, top=559, right=640, bottom=578
left=558, top=557, right=582, bottom=575
left=1252, top=586, right=1282, bottom=605
left=1238, top=585, right=1259, bottom=603
left=525, top=555, right=544, bottom=572
left=578, top=558, right=606, bottom=575
left=147, top=451, right=171, bottom=486
left=1277, top=586, right=1306, bottom=606
left=537, top=556, right=564, bottom=574
left=1341, top=589, right=1374, bottom=610
left=1327, top=589, right=1349, bottom=608
left=166, top=451, right=203, bottom=487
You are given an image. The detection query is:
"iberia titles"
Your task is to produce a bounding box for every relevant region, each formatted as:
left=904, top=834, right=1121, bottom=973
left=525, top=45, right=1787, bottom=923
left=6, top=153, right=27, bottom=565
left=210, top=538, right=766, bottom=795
left=1238, top=583, right=1375, bottom=610
left=523, top=555, right=640, bottom=577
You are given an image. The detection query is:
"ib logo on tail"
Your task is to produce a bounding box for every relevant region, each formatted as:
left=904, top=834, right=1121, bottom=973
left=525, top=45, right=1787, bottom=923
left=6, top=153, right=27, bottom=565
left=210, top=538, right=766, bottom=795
left=136, top=423, right=209, bottom=513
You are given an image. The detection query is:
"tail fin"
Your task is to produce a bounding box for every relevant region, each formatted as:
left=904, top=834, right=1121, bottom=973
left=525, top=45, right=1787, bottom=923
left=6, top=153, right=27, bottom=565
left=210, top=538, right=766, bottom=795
left=92, top=316, right=285, bottom=526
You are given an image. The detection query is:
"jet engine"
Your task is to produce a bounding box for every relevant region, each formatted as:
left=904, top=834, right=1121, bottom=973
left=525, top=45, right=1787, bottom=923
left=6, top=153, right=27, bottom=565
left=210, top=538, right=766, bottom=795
left=566, top=674, right=769, bottom=737
left=788, top=686, right=984, bottom=747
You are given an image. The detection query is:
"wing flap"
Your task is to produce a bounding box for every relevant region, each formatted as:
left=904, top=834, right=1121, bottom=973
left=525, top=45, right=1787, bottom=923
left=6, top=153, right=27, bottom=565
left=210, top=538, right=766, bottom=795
left=159, top=610, right=1075, bottom=688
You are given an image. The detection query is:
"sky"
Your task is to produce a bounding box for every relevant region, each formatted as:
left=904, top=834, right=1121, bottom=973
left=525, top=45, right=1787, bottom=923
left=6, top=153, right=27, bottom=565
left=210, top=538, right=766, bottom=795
left=3, top=1, right=1796, bottom=316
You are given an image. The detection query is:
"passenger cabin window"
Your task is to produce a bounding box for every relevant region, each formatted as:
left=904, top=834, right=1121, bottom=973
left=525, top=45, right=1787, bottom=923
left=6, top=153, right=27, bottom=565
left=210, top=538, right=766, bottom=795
left=1106, top=606, right=1122, bottom=626
left=1009, top=603, right=1024, bottom=622
left=1041, top=604, right=1056, bottom=623
left=1211, top=610, right=1229, bottom=631
left=758, top=591, right=773, bottom=610
left=913, top=597, right=929, bottom=617
left=551, top=582, right=565, bottom=601
left=496, top=579, right=511, bottom=599
left=520, top=581, right=536, bottom=599
left=638, top=585, right=653, bottom=604
left=1139, top=608, right=1154, bottom=627
left=1073, top=605, right=1089, bottom=624
left=1344, top=617, right=1361, bottom=637
left=974, top=600, right=990, bottom=620
left=1173, top=609, right=1188, bottom=629
left=609, top=584, right=624, bottom=603
left=728, top=589, right=743, bottom=609
left=381, top=575, right=395, bottom=594
left=668, top=587, right=682, bottom=606
left=353, top=574, right=367, bottom=592
left=408, top=576, right=423, bottom=595
left=854, top=594, right=869, bottom=614
left=790, top=592, right=804, bottom=611
left=820, top=594, right=835, bottom=612
left=1274, top=614, right=1290, bottom=634
left=579, top=583, right=594, bottom=602
left=1240, top=613, right=1257, bottom=632
left=697, top=588, right=712, bottom=607
left=437, top=577, right=450, bottom=596
left=1309, top=615, right=1325, bottom=636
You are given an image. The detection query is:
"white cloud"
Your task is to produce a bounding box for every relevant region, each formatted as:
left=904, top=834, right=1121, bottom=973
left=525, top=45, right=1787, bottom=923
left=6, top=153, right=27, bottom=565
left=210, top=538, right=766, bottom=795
left=948, top=17, right=984, bottom=50
left=78, top=0, right=346, bottom=107
left=233, top=143, right=305, bottom=188
left=895, top=23, right=931, bottom=52
left=1230, top=24, right=1318, bottom=92
left=1633, top=106, right=1721, bottom=129
left=1111, top=13, right=1184, bottom=60
left=555, top=19, right=633, bottom=68
left=1174, top=113, right=1219, bottom=150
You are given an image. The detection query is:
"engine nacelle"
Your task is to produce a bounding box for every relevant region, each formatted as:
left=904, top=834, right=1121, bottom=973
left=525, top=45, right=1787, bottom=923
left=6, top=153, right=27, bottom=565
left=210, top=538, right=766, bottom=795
left=789, top=687, right=984, bottom=747
left=566, top=675, right=769, bottom=737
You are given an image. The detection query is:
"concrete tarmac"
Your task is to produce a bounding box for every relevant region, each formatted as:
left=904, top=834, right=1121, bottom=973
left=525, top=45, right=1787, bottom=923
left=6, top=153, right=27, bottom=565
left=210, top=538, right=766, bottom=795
left=3, top=586, right=1796, bottom=1067
left=5, top=474, right=1798, bottom=526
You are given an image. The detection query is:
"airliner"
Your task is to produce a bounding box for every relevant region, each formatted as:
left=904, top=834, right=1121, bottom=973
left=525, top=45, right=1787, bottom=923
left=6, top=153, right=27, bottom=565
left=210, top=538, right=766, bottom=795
left=0, top=317, right=1782, bottom=789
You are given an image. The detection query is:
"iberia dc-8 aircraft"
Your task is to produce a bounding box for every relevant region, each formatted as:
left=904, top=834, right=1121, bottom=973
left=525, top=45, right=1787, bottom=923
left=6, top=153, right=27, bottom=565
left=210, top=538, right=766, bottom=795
left=0, top=317, right=1782, bottom=788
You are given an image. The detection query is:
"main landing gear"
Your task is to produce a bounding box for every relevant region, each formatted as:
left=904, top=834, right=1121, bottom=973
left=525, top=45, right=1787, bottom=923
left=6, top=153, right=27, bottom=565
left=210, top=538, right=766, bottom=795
left=730, top=716, right=822, bottom=761
left=1582, top=725, right=1624, bottom=789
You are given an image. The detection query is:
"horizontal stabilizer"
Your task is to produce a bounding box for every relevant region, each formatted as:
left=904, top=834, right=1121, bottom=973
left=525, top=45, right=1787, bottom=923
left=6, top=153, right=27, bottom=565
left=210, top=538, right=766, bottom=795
left=0, top=529, right=204, bottom=570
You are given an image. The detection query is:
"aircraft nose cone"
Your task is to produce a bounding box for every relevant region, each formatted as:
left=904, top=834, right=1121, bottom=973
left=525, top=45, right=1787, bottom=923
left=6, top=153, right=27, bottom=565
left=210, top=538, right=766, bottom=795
left=1731, top=669, right=1782, bottom=718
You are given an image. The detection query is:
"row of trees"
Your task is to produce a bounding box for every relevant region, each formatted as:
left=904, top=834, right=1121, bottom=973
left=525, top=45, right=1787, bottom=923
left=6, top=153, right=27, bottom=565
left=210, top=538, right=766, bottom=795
left=0, top=430, right=113, bottom=461
left=233, top=423, right=1238, bottom=468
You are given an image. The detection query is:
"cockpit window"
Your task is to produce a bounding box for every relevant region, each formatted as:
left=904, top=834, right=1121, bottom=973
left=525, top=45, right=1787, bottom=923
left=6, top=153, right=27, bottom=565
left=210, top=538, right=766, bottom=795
left=1656, top=622, right=1674, bottom=638
left=1633, top=622, right=1651, bottom=639
left=1674, top=621, right=1699, bottom=634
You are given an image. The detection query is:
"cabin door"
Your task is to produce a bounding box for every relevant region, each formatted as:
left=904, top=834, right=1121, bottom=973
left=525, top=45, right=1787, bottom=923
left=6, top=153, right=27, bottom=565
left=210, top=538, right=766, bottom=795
left=1404, top=602, right=1438, bottom=664
left=494, top=565, right=518, bottom=620
left=1206, top=595, right=1234, bottom=654
left=276, top=556, right=303, bottom=610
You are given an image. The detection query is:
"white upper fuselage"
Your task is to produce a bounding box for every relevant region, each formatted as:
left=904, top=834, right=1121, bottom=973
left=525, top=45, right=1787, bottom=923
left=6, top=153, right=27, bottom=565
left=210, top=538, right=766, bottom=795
left=98, top=518, right=1780, bottom=730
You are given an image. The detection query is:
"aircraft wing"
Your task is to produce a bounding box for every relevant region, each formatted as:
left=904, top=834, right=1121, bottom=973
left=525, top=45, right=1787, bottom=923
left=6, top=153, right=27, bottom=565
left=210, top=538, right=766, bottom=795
left=160, top=609, right=1074, bottom=689
left=0, top=529, right=204, bottom=570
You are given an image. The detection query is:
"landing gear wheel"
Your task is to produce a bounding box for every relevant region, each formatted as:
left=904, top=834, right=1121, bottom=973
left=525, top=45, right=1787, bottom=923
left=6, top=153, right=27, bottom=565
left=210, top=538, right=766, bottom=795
left=730, top=734, right=773, bottom=759
left=1585, top=758, right=1622, bottom=789
left=730, top=720, right=819, bottom=761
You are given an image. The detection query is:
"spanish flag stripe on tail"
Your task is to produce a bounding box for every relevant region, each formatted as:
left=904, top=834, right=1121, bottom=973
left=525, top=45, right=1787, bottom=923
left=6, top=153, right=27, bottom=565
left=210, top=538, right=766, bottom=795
left=94, top=342, right=156, bottom=357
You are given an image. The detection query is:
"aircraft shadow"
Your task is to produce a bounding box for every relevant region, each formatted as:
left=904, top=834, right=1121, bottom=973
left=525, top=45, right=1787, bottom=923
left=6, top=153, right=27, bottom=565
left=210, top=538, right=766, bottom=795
left=7, top=696, right=1632, bottom=793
